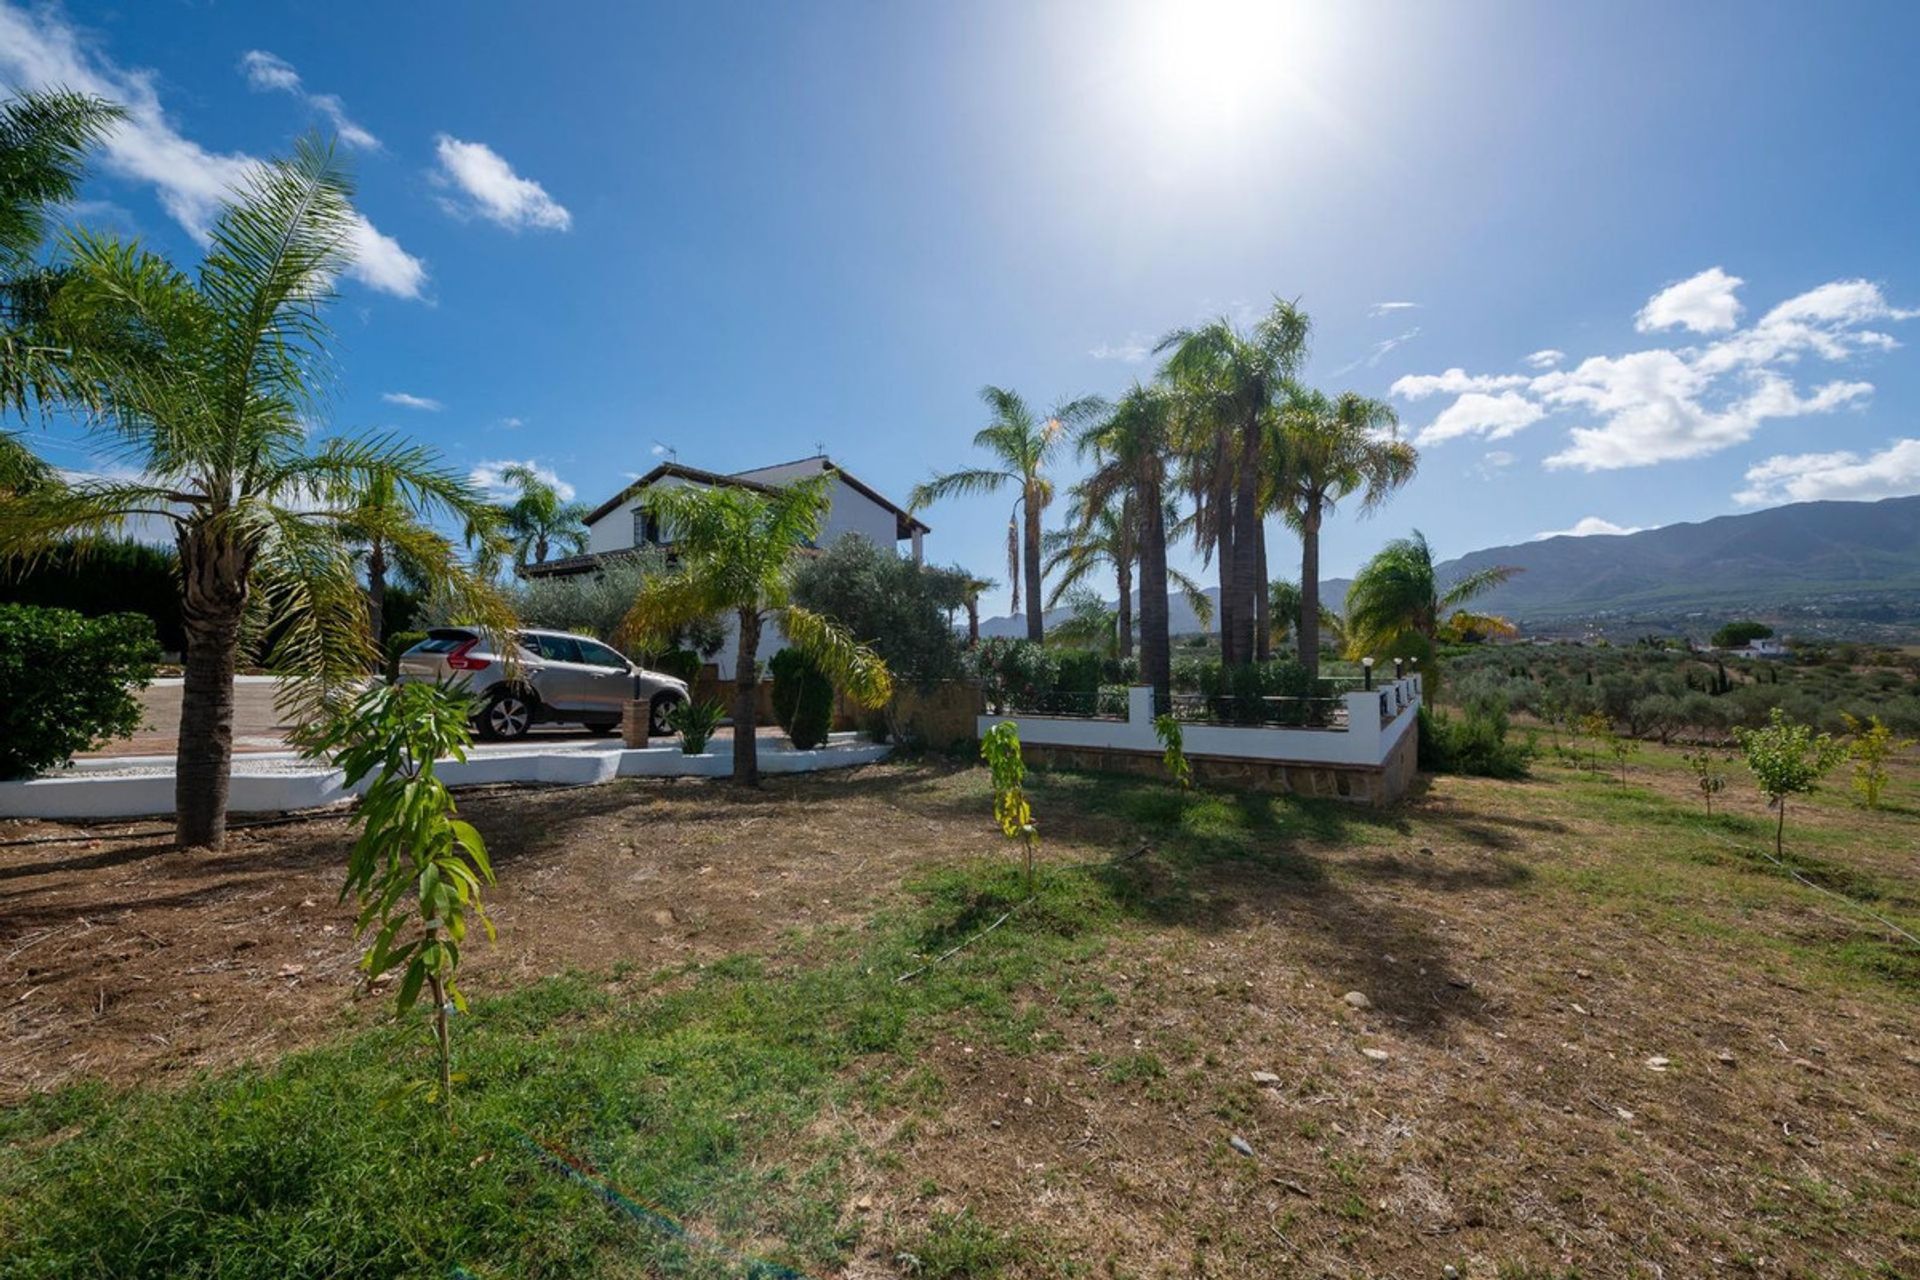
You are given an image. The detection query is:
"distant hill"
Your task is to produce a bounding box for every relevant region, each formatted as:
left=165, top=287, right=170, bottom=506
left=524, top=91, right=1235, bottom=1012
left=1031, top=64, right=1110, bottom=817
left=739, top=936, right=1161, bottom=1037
left=977, top=495, right=1920, bottom=641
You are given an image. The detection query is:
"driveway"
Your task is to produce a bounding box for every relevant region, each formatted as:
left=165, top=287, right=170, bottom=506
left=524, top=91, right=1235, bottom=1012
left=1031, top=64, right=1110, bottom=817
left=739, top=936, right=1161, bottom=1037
left=87, top=676, right=770, bottom=758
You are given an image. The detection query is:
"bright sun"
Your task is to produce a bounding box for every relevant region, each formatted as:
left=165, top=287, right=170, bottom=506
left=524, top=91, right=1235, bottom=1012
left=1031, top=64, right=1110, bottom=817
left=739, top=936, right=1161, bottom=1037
left=1113, top=0, right=1323, bottom=150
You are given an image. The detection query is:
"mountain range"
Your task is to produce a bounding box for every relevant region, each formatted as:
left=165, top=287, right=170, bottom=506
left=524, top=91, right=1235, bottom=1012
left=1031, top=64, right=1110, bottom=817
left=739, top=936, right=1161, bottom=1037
left=977, top=494, right=1920, bottom=641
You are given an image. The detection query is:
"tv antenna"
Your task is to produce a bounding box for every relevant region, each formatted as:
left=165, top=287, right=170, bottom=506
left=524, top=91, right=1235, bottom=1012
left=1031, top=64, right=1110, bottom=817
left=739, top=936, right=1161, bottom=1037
left=652, top=439, right=678, bottom=463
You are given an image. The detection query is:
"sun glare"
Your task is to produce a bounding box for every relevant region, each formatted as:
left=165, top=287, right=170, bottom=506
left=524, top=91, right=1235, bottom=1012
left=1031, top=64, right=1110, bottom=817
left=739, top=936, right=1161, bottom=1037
left=1127, top=0, right=1311, bottom=138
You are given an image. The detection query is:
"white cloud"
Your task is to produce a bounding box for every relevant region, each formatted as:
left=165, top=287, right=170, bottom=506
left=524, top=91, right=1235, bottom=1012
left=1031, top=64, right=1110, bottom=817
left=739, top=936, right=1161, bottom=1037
left=1332, top=327, right=1422, bottom=377
left=240, top=50, right=379, bottom=150
left=1368, top=301, right=1419, bottom=317
left=468, top=459, right=574, bottom=501
left=1636, top=266, right=1744, bottom=334
left=1415, top=391, right=1544, bottom=445
left=1390, top=367, right=1529, bottom=400
left=0, top=6, right=424, bottom=298
left=432, top=135, right=571, bottom=231
left=381, top=391, right=443, bottom=411
left=1532, top=516, right=1646, bottom=540
left=1735, top=438, right=1920, bottom=506
left=1390, top=268, right=1908, bottom=468
left=1090, top=334, right=1151, bottom=362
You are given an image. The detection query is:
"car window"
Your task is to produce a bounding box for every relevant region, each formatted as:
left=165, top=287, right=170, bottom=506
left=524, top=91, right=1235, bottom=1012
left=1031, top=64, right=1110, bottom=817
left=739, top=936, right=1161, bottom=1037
left=576, top=640, right=630, bottom=670
left=529, top=634, right=583, bottom=663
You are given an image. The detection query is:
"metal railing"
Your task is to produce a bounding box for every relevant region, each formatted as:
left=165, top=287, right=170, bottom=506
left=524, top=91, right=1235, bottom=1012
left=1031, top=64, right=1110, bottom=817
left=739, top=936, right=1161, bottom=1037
left=1002, top=688, right=1130, bottom=720
left=1152, top=691, right=1349, bottom=729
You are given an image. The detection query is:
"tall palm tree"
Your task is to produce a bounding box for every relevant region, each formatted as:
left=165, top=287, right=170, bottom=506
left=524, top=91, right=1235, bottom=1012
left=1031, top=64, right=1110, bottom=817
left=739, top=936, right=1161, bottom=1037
left=0, top=140, right=510, bottom=849
left=498, top=462, right=589, bottom=568
left=1269, top=389, right=1418, bottom=680
left=622, top=473, right=892, bottom=785
left=1343, top=530, right=1518, bottom=663
left=1155, top=300, right=1311, bottom=667
left=2, top=89, right=125, bottom=482
left=1075, top=384, right=1185, bottom=700
left=1044, top=494, right=1134, bottom=659
left=910, top=385, right=1101, bottom=642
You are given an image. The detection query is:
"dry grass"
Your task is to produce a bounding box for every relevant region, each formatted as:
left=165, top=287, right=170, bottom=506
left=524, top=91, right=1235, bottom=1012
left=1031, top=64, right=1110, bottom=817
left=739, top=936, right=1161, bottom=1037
left=2, top=745, right=1916, bottom=1277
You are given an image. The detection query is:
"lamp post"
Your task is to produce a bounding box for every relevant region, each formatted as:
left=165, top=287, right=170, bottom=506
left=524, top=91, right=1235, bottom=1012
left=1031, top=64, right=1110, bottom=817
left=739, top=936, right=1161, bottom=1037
left=1361, top=656, right=1374, bottom=691
left=1393, top=657, right=1404, bottom=680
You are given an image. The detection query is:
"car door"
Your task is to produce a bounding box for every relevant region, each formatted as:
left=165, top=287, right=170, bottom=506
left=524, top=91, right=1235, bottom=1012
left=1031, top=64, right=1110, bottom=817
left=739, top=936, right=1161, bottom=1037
left=573, top=639, right=638, bottom=718
left=529, top=634, right=596, bottom=714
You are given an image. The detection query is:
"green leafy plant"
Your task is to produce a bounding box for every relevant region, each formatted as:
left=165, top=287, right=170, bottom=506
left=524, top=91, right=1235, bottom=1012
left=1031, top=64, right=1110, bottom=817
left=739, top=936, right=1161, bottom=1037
left=981, top=721, right=1038, bottom=896
left=1153, top=712, right=1192, bottom=789
left=382, top=629, right=427, bottom=681
left=1578, top=711, right=1612, bottom=772
left=770, top=647, right=834, bottom=749
left=665, top=698, right=726, bottom=755
left=1683, top=747, right=1728, bottom=815
left=307, top=681, right=495, bottom=1115
left=0, top=604, right=158, bottom=778
left=1606, top=724, right=1639, bottom=785
left=1734, top=707, right=1845, bottom=858
left=1840, top=713, right=1915, bottom=810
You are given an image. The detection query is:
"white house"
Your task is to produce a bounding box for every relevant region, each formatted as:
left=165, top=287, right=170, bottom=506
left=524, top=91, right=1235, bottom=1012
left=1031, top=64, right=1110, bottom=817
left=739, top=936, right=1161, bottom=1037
left=523, top=454, right=930, bottom=672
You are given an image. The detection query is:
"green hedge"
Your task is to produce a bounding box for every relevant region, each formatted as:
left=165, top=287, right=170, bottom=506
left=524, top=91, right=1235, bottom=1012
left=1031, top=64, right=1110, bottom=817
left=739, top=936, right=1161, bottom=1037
left=0, top=604, right=160, bottom=778
left=769, top=648, right=833, bottom=750
left=0, top=539, right=183, bottom=654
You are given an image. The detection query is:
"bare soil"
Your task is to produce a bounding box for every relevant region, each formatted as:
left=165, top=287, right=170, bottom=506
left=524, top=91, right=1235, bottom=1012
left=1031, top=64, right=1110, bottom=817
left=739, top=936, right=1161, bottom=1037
left=4, top=751, right=1918, bottom=1277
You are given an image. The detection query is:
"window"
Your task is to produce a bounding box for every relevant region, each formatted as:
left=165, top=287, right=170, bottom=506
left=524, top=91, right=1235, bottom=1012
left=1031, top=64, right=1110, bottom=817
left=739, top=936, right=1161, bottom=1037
left=576, top=640, right=631, bottom=670
left=525, top=634, right=583, bottom=663
left=416, top=630, right=477, bottom=654
left=633, top=508, right=663, bottom=546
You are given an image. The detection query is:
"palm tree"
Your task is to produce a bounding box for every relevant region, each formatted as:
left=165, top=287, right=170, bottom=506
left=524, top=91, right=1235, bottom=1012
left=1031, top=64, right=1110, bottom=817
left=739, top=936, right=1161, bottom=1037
left=1269, top=389, right=1418, bottom=680
left=958, top=572, right=996, bottom=647
left=1343, top=530, right=1518, bottom=664
left=1155, top=300, right=1311, bottom=666
left=622, top=473, right=892, bottom=785
left=498, top=462, right=589, bottom=568
left=910, top=385, right=1101, bottom=642
left=0, top=140, right=510, bottom=849
left=2, top=89, right=125, bottom=482
left=1075, top=384, right=1185, bottom=700
left=1044, top=494, right=1134, bottom=659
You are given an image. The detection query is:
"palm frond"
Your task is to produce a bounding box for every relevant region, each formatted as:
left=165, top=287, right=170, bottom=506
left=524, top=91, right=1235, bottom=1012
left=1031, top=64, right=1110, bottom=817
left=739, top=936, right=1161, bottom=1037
left=907, top=466, right=1012, bottom=510
left=1168, top=567, right=1214, bottom=628
left=778, top=604, right=893, bottom=709
left=0, top=89, right=126, bottom=269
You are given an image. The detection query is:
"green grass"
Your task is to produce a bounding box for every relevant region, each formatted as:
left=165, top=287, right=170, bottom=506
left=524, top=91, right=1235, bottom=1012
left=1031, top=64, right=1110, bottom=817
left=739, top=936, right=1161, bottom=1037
left=0, top=851, right=1125, bottom=1280
left=3, top=762, right=1914, bottom=1278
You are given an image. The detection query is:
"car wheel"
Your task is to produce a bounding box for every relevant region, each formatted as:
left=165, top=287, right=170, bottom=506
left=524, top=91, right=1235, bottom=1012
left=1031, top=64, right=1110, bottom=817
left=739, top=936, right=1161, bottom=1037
left=480, top=689, right=534, bottom=741
left=650, top=694, right=681, bottom=736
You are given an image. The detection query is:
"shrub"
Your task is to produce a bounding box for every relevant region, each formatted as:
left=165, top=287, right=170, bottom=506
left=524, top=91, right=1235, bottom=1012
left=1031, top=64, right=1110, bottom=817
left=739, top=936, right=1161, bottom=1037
left=650, top=647, right=704, bottom=684
left=0, top=604, right=159, bottom=778
left=790, top=534, right=967, bottom=689
left=0, top=539, right=184, bottom=653
left=770, top=648, right=833, bottom=749
left=1053, top=648, right=1104, bottom=699
left=1417, top=702, right=1531, bottom=779
left=664, top=699, right=725, bottom=754
left=966, top=637, right=1059, bottom=714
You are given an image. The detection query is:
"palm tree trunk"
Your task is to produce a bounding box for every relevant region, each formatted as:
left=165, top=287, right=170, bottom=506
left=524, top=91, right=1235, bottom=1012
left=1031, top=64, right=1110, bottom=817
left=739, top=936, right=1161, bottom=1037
left=366, top=538, right=387, bottom=650
left=966, top=595, right=980, bottom=647
left=1252, top=520, right=1270, bottom=662
left=1138, top=479, right=1171, bottom=704
left=732, top=606, right=761, bottom=786
left=1116, top=555, right=1133, bottom=660
left=535, top=533, right=549, bottom=565
left=175, top=527, right=249, bottom=849
left=1214, top=479, right=1237, bottom=665
left=1229, top=426, right=1261, bottom=667
left=1299, top=504, right=1322, bottom=682
left=1023, top=492, right=1045, bottom=642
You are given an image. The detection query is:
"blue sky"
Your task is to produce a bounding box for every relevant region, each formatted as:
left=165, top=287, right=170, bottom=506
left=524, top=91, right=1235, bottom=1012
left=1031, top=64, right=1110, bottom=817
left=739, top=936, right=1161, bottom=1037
left=5, top=0, right=1919, bottom=603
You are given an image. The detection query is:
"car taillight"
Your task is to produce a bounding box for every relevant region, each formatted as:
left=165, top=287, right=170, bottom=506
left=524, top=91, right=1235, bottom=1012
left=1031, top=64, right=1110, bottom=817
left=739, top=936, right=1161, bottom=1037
left=446, top=638, right=490, bottom=671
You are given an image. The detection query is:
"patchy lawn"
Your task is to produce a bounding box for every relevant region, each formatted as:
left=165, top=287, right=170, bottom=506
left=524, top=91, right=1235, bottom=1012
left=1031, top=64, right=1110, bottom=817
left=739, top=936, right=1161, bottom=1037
left=1, top=747, right=1916, bottom=1278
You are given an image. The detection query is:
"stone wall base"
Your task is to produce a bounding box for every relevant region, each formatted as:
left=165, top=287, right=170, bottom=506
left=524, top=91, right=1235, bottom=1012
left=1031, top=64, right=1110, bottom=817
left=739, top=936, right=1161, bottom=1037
left=1024, top=732, right=1416, bottom=806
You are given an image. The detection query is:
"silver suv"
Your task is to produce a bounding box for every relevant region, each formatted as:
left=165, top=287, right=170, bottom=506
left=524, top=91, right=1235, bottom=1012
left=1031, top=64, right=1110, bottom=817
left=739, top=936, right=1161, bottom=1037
left=397, top=627, right=691, bottom=741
